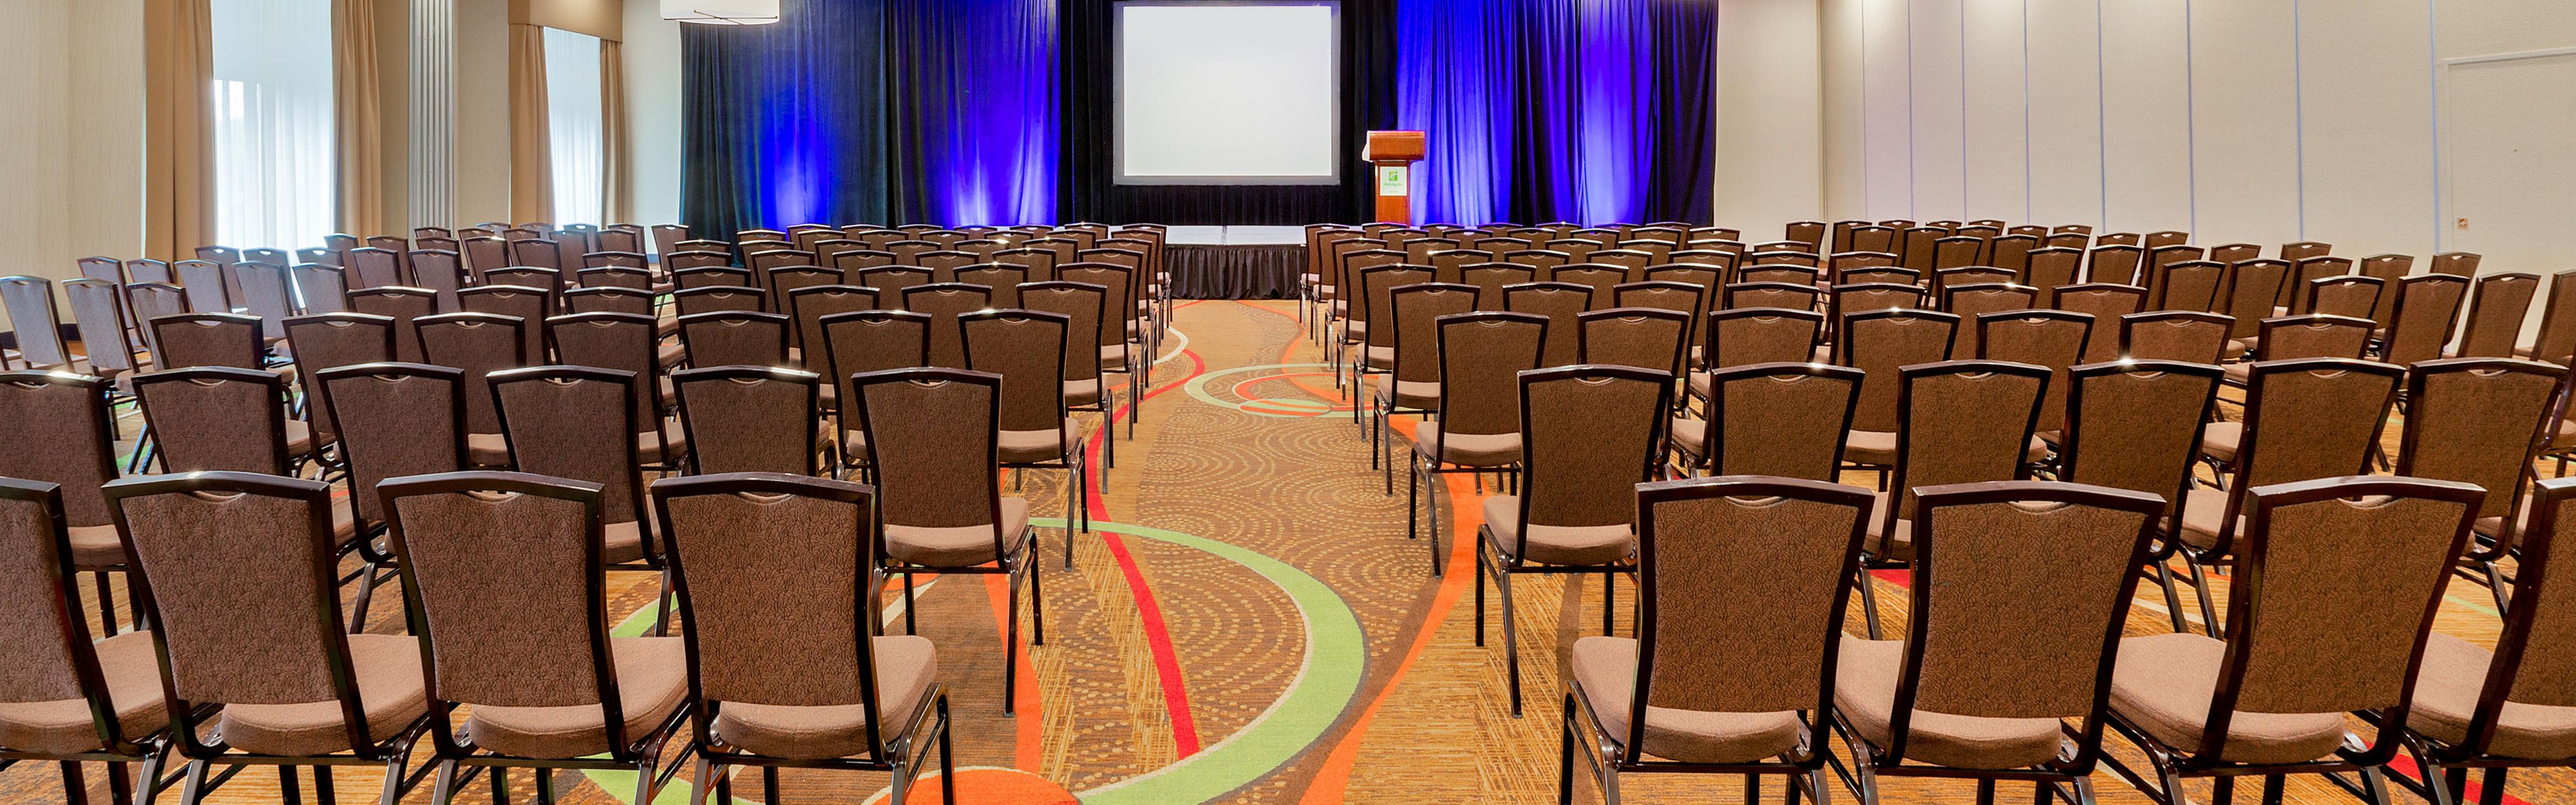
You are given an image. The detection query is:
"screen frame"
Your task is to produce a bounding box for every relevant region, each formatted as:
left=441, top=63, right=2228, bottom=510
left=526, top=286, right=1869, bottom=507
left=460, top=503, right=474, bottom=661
left=1112, top=0, right=1343, bottom=186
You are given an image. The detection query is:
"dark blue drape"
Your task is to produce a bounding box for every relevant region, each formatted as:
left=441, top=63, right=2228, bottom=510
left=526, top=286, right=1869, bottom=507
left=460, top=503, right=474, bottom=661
left=682, top=0, right=1059, bottom=234
left=887, top=0, right=1060, bottom=226
left=1397, top=0, right=1717, bottom=227
left=681, top=0, right=889, bottom=237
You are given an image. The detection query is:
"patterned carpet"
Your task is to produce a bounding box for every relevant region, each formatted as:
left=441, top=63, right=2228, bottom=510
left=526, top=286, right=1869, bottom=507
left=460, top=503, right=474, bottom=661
left=15, top=298, right=2571, bottom=804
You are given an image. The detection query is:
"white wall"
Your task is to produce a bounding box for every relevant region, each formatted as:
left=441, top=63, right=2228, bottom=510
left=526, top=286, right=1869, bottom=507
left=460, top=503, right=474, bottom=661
left=0, top=0, right=144, bottom=290
left=1819, top=0, right=2576, bottom=270
left=1713, top=0, right=1825, bottom=240
left=622, top=0, right=683, bottom=227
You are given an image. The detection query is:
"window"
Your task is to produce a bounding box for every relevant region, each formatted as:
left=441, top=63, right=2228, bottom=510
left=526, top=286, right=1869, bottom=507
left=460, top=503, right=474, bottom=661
left=545, top=27, right=606, bottom=225
left=210, top=0, right=336, bottom=251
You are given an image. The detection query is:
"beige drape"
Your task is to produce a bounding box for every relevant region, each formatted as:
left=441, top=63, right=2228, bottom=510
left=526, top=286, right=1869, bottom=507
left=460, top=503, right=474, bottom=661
left=509, top=23, right=554, bottom=223
left=144, top=0, right=216, bottom=260
left=601, top=39, right=630, bottom=224
left=333, top=0, right=386, bottom=237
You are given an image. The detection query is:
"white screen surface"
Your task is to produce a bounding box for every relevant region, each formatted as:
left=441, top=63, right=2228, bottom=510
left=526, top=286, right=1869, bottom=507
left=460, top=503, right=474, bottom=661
left=1117, top=2, right=1338, bottom=184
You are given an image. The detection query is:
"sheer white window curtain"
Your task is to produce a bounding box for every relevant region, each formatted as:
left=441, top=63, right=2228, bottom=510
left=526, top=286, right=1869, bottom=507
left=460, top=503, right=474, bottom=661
left=211, top=0, right=337, bottom=251
left=544, top=27, right=606, bottom=226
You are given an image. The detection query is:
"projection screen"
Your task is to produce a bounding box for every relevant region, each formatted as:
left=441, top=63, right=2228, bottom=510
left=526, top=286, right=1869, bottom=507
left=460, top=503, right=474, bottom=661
left=1115, top=1, right=1340, bottom=185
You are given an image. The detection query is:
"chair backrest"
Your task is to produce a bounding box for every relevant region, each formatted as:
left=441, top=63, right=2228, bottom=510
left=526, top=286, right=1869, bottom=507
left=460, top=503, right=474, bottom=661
left=1502, top=282, right=1592, bottom=368
left=650, top=473, right=903, bottom=758
left=491, top=366, right=647, bottom=526
left=960, top=309, right=1072, bottom=441
left=2454, top=478, right=2576, bottom=753
left=64, top=278, right=140, bottom=374
left=173, top=260, right=234, bottom=312
left=229, top=262, right=294, bottom=340
left=1975, top=310, right=2090, bottom=433
left=0, top=276, right=69, bottom=368
left=345, top=287, right=437, bottom=363
left=766, top=267, right=844, bottom=321
left=674, top=366, right=821, bottom=476
left=2152, top=260, right=2227, bottom=312
left=2087, top=245, right=2145, bottom=286
left=1880, top=480, right=2161, bottom=764
left=133, top=367, right=292, bottom=475
left=2283, top=256, right=2354, bottom=312
left=679, top=310, right=790, bottom=369
left=283, top=313, right=397, bottom=446
left=347, top=247, right=403, bottom=290
left=2378, top=274, right=2471, bottom=365
left=459, top=285, right=553, bottom=363
left=1430, top=312, right=1546, bottom=441
left=2119, top=311, right=2233, bottom=364
left=0, top=374, right=120, bottom=528
left=2050, top=283, right=2146, bottom=363
left=1356, top=266, right=1437, bottom=350
left=675, top=265, right=753, bottom=290
left=2217, top=260, right=2291, bottom=339
left=2454, top=272, right=2541, bottom=359
left=1621, top=476, right=1871, bottom=753
left=0, top=477, right=144, bottom=747
left=318, top=363, right=466, bottom=524
left=106, top=473, right=372, bottom=747
left=2210, top=477, right=2478, bottom=752
left=1577, top=308, right=1690, bottom=379
left=1388, top=283, right=1478, bottom=386
left=2396, top=358, right=2563, bottom=529
left=2302, top=275, right=2385, bottom=321
left=1457, top=264, right=1535, bottom=310
left=1551, top=265, right=1627, bottom=310
left=2210, top=359, right=2405, bottom=554
left=415, top=312, right=529, bottom=435
left=2356, top=253, right=2415, bottom=325
left=562, top=287, right=654, bottom=317
left=125, top=283, right=190, bottom=358
left=1880, top=361, right=2049, bottom=537
left=2060, top=361, right=2222, bottom=523
left=149, top=312, right=265, bottom=370
left=547, top=311, right=664, bottom=428
left=1511, top=365, right=1670, bottom=549
left=1703, top=362, right=1861, bottom=479
left=1702, top=307, right=1822, bottom=372
left=2023, top=248, right=2082, bottom=305
left=379, top=473, right=628, bottom=735
left=2252, top=314, right=2374, bottom=361
left=900, top=283, right=992, bottom=369
left=577, top=266, right=653, bottom=292
left=1726, top=280, right=1820, bottom=312
left=853, top=368, right=1005, bottom=535
left=1737, top=264, right=1820, bottom=286
left=1840, top=308, right=1961, bottom=433
left=1941, top=283, right=2038, bottom=357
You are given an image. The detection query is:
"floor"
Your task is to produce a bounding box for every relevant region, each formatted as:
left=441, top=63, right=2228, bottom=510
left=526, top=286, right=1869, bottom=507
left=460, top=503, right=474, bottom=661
left=10, top=298, right=2564, bottom=804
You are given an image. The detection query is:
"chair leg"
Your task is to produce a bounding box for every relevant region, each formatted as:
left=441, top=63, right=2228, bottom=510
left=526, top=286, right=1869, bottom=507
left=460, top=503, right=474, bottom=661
left=535, top=770, right=557, bottom=805
left=938, top=696, right=956, bottom=805
left=1602, top=571, right=1615, bottom=636
left=430, top=761, right=459, bottom=805
left=61, top=761, right=88, bottom=805
left=1005, top=562, right=1025, bottom=715
left=93, top=571, right=119, bottom=636
left=2485, top=560, right=2512, bottom=612
left=1499, top=567, right=1522, bottom=717
left=2154, top=561, right=2192, bottom=633
left=2260, top=773, right=2284, bottom=805
left=1978, top=779, right=1996, bottom=805
left=1558, top=694, right=1578, bottom=805
left=2186, top=561, right=2222, bottom=638
left=2481, top=767, right=2508, bottom=805
left=108, top=760, right=131, bottom=805
left=1857, top=569, right=1886, bottom=640
left=1747, top=773, right=1762, bottom=805
left=1030, top=556, right=1047, bottom=647
left=348, top=562, right=381, bottom=634
left=175, top=761, right=209, bottom=805
left=761, top=767, right=779, bottom=805
left=1474, top=546, right=1487, bottom=647
left=280, top=766, right=302, bottom=805
left=2213, top=774, right=2234, bottom=805
left=902, top=570, right=918, bottom=636
left=687, top=755, right=715, bottom=805
left=653, top=567, right=673, bottom=637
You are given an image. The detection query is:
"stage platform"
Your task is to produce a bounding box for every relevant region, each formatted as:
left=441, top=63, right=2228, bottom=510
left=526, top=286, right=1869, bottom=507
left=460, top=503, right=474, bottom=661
left=1166, top=226, right=1305, bottom=299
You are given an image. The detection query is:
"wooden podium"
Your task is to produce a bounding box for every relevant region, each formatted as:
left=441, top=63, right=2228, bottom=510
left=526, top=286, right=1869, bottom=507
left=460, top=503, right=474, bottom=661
left=1363, top=131, right=1426, bottom=223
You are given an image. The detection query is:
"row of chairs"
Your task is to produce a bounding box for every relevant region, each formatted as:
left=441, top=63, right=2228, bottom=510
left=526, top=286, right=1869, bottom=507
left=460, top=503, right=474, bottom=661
left=0, top=469, right=964, bottom=805
left=1560, top=471, right=2566, bottom=805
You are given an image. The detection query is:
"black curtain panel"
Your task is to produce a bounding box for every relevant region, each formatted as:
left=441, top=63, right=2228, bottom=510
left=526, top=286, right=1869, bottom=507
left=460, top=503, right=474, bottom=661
left=679, top=0, right=891, bottom=239
left=1058, top=0, right=1398, bottom=225
left=1643, top=0, right=1718, bottom=224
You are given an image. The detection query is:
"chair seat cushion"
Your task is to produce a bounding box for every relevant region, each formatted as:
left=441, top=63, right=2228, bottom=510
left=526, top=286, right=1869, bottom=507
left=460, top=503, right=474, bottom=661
left=1569, top=636, right=1802, bottom=764
left=1065, top=378, right=1101, bottom=406
left=886, top=497, right=1032, bottom=567
left=638, top=417, right=687, bottom=465
left=2221, top=362, right=2252, bottom=386
left=2176, top=486, right=2246, bottom=551
left=603, top=513, right=659, bottom=565
left=999, top=419, right=1083, bottom=464
left=1833, top=636, right=2067, bottom=770
left=710, top=635, right=938, bottom=760
left=1364, top=345, right=1394, bottom=370
left=1372, top=379, right=1437, bottom=410
left=464, top=637, right=691, bottom=759
left=285, top=419, right=314, bottom=455
left=467, top=432, right=509, bottom=466
left=1842, top=430, right=1896, bottom=466
left=2200, top=422, right=2242, bottom=464
left=67, top=524, right=128, bottom=567
left=1481, top=496, right=1632, bottom=566
left=1862, top=491, right=1915, bottom=561
left=1671, top=417, right=1710, bottom=459
left=218, top=633, right=430, bottom=757
left=2407, top=632, right=2576, bottom=759
left=1413, top=422, right=1519, bottom=468
left=0, top=632, right=170, bottom=754
left=2108, top=632, right=2349, bottom=764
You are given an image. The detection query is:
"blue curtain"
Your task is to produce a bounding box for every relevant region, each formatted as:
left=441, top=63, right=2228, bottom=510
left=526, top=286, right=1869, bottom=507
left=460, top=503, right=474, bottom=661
left=682, top=0, right=1059, bottom=236
left=681, top=0, right=889, bottom=237
left=1397, top=0, right=1716, bottom=227
left=887, top=0, right=1060, bottom=226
